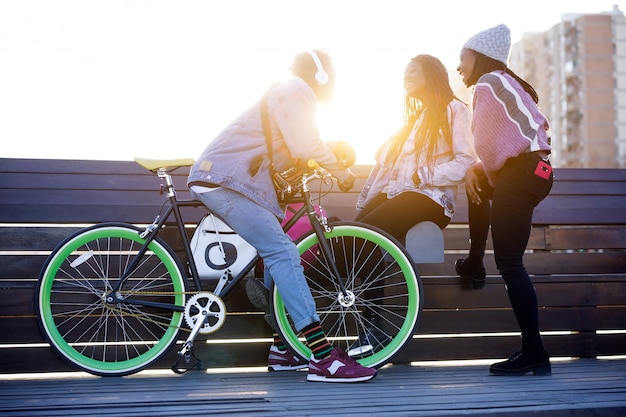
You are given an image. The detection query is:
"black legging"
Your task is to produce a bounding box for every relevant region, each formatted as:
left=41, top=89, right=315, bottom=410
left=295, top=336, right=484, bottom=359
left=466, top=152, right=553, bottom=353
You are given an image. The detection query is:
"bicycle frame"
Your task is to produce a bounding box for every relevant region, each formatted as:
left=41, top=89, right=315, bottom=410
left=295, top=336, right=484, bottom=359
left=105, top=165, right=347, bottom=316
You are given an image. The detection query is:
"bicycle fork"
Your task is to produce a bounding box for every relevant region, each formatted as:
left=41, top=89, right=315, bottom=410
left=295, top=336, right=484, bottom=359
left=302, top=190, right=351, bottom=301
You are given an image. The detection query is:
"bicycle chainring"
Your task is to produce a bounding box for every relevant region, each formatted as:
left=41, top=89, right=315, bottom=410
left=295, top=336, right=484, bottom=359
left=184, top=292, right=226, bottom=334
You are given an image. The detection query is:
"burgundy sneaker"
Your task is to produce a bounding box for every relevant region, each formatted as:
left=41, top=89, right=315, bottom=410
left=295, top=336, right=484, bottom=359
left=307, top=348, right=377, bottom=382
left=268, top=346, right=308, bottom=371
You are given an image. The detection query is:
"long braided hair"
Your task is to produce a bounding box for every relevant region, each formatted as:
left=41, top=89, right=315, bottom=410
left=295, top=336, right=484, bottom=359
left=383, top=55, right=458, bottom=167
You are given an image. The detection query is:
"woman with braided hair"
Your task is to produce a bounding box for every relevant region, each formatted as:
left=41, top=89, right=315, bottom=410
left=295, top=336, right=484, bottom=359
left=351, top=54, right=477, bottom=354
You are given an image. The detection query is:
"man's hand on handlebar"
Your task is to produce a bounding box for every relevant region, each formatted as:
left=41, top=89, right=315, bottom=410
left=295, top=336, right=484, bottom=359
left=306, top=159, right=355, bottom=192
left=338, top=171, right=356, bottom=192
left=327, top=141, right=357, bottom=168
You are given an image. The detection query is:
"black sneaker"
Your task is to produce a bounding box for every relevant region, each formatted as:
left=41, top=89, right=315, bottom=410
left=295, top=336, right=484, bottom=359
left=490, top=350, right=552, bottom=376
left=347, top=325, right=392, bottom=358
left=245, top=278, right=274, bottom=329
left=455, top=258, right=486, bottom=290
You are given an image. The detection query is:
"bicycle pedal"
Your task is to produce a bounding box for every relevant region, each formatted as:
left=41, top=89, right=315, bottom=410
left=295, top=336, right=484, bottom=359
left=171, top=347, right=203, bottom=374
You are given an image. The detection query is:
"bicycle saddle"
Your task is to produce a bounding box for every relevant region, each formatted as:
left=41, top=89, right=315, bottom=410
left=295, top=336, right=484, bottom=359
left=135, top=157, right=195, bottom=172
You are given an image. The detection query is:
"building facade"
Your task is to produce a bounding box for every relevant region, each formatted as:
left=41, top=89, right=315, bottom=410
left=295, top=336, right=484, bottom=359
left=509, top=5, right=626, bottom=168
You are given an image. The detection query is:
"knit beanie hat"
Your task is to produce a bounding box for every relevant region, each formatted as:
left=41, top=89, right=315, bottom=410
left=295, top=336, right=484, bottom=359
left=463, top=24, right=511, bottom=65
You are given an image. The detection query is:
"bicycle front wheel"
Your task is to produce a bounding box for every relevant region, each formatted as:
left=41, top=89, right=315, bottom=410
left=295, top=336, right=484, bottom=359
left=36, top=223, right=186, bottom=376
left=272, top=222, right=422, bottom=369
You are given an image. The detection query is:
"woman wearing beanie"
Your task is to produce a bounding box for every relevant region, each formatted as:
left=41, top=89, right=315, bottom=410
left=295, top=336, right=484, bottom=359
left=456, top=24, right=553, bottom=376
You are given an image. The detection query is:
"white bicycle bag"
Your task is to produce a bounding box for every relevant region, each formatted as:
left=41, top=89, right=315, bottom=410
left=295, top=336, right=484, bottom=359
left=190, top=214, right=258, bottom=280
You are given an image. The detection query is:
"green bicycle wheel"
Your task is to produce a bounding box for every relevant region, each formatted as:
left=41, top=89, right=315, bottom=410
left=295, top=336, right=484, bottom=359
left=36, top=223, right=186, bottom=376
left=272, top=222, right=422, bottom=369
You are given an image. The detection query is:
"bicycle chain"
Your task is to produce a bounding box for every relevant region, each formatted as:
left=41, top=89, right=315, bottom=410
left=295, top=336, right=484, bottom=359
left=104, top=290, right=206, bottom=333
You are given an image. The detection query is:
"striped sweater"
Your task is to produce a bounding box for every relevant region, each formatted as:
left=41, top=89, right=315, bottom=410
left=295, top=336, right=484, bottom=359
left=472, top=71, right=551, bottom=185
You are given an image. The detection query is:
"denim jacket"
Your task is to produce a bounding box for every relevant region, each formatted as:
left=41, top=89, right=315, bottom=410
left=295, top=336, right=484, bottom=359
left=356, top=99, right=477, bottom=218
left=188, top=77, right=350, bottom=219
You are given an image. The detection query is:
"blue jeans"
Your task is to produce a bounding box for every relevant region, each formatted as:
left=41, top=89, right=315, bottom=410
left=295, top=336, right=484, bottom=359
left=468, top=152, right=553, bottom=353
left=193, top=187, right=319, bottom=331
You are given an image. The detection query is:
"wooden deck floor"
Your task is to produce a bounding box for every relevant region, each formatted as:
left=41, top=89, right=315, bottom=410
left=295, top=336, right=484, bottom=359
left=0, top=358, right=625, bottom=416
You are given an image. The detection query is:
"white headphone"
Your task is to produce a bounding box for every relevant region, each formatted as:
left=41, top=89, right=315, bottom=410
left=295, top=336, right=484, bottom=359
left=307, top=50, right=329, bottom=86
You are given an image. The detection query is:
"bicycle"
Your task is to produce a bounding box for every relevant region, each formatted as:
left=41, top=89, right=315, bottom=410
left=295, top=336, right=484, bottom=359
left=36, top=157, right=423, bottom=376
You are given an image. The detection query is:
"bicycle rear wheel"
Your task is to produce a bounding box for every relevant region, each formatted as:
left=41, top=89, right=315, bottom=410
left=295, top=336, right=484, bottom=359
left=272, top=222, right=422, bottom=368
left=36, top=223, right=186, bottom=376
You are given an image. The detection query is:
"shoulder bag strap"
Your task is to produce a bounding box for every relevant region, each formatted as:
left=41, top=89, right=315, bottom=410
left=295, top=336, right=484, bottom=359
left=260, top=87, right=275, bottom=173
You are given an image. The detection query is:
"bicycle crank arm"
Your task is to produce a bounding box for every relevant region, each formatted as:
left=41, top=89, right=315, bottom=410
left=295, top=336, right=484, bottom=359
left=185, top=310, right=210, bottom=343
left=170, top=311, right=211, bottom=374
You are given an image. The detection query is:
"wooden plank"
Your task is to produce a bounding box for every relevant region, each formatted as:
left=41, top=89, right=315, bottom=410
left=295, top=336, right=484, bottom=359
left=0, top=227, right=83, bottom=251
left=419, top=252, right=626, bottom=275
left=545, top=226, right=626, bottom=250
left=0, top=340, right=274, bottom=374
left=550, top=167, right=626, bottom=182
left=0, top=199, right=206, bottom=224
left=417, top=307, right=626, bottom=334
left=422, top=275, right=626, bottom=306
left=0, top=311, right=273, bottom=343
left=0, top=172, right=171, bottom=191
left=0, top=158, right=152, bottom=175
left=439, top=225, right=626, bottom=251
left=394, top=332, right=606, bottom=361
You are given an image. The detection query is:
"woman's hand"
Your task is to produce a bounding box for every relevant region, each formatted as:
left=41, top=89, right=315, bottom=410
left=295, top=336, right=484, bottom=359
left=464, top=167, right=483, bottom=205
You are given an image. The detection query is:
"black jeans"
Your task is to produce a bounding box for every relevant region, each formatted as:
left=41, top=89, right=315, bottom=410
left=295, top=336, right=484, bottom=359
left=467, top=152, right=553, bottom=353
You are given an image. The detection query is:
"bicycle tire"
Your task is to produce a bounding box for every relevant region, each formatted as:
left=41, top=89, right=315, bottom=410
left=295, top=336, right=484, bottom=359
left=36, top=223, right=186, bottom=376
left=272, top=221, right=422, bottom=369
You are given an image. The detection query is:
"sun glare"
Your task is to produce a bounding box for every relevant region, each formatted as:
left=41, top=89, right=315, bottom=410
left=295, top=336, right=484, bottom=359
left=0, top=0, right=618, bottom=163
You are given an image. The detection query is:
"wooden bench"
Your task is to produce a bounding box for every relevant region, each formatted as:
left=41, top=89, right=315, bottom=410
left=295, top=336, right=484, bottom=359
left=1, top=158, right=625, bottom=374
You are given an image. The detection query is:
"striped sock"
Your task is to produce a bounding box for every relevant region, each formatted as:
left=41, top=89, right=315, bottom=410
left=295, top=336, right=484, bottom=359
left=302, top=323, right=333, bottom=359
left=272, top=333, right=287, bottom=351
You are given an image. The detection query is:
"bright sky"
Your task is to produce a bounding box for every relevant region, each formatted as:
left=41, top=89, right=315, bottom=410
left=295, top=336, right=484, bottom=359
left=0, top=0, right=621, bottom=163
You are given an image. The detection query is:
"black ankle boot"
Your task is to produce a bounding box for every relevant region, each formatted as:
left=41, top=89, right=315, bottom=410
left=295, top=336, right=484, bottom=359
left=489, top=350, right=551, bottom=376
left=455, top=258, right=486, bottom=290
